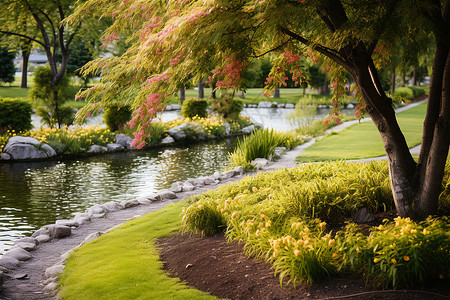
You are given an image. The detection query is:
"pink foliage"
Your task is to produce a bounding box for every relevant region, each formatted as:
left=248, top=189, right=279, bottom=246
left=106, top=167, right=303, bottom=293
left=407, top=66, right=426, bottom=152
left=207, top=58, right=244, bottom=89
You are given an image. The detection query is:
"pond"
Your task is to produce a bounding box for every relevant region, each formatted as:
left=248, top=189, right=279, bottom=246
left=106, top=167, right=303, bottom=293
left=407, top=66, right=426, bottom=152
left=3, top=106, right=354, bottom=255
left=0, top=139, right=235, bottom=255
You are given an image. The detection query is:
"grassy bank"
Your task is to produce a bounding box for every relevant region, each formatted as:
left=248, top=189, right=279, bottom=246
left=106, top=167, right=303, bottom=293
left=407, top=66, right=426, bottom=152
left=297, top=102, right=427, bottom=162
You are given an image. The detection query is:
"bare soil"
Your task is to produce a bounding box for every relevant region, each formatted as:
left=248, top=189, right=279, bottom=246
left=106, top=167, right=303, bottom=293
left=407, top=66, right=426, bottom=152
left=158, top=232, right=449, bottom=300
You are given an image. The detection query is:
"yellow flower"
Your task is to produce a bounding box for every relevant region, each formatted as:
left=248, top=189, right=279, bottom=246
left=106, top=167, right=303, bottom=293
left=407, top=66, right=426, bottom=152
left=373, top=258, right=380, bottom=263
left=328, top=239, right=335, bottom=246
left=252, top=187, right=258, bottom=193
left=294, top=249, right=301, bottom=256
left=247, top=220, right=254, bottom=226
left=198, top=204, right=203, bottom=210
left=332, top=253, right=341, bottom=259
left=265, top=220, right=272, bottom=228
left=403, top=256, right=410, bottom=262
left=319, top=222, right=326, bottom=229
left=391, top=258, right=397, bottom=264
left=255, top=230, right=261, bottom=237
left=231, top=212, right=237, bottom=219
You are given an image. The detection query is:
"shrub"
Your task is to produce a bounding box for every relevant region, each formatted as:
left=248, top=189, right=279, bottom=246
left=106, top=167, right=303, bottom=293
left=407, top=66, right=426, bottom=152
left=180, top=98, right=208, bottom=118
left=104, top=103, right=132, bottom=132
left=393, top=87, right=414, bottom=100
left=407, top=86, right=426, bottom=97
left=229, top=129, right=301, bottom=170
left=30, top=66, right=74, bottom=128
left=181, top=160, right=450, bottom=288
left=145, top=122, right=167, bottom=146
left=0, top=97, right=33, bottom=134
left=211, top=93, right=243, bottom=120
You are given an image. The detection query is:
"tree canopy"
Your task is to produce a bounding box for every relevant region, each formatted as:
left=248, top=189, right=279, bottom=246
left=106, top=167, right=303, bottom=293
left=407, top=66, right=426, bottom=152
left=70, top=0, right=449, bottom=219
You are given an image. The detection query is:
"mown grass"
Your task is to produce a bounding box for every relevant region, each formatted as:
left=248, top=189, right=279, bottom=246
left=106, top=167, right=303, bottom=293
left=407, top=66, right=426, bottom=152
left=297, top=103, right=427, bottom=162
left=59, top=201, right=216, bottom=300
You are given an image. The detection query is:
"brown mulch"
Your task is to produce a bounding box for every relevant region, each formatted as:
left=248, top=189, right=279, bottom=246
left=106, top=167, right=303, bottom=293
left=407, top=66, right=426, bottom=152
left=158, top=233, right=449, bottom=300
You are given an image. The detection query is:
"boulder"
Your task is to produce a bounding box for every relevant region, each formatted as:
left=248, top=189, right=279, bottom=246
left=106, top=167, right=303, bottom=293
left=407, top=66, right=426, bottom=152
left=45, top=264, right=65, bottom=279
left=3, top=247, right=32, bottom=261
left=35, top=235, right=51, bottom=244
left=233, top=166, right=245, bottom=175
left=31, top=225, right=50, bottom=238
left=0, top=153, right=11, bottom=160
left=251, top=158, right=270, bottom=170
left=186, top=178, right=205, bottom=187
left=167, top=123, right=205, bottom=141
left=56, top=219, right=80, bottom=228
left=171, top=104, right=182, bottom=110
left=83, top=232, right=103, bottom=244
left=115, top=134, right=133, bottom=149
left=106, top=143, right=125, bottom=151
left=181, top=182, right=196, bottom=192
left=86, top=204, right=105, bottom=216
left=347, top=103, right=355, bottom=109
left=258, top=101, right=272, bottom=108
left=156, top=190, right=178, bottom=201
left=160, top=136, right=175, bottom=144
left=120, top=199, right=140, bottom=209
left=277, top=103, right=286, bottom=108
left=353, top=208, right=374, bottom=224
left=0, top=271, right=4, bottom=287
left=271, top=146, right=287, bottom=160
left=241, top=125, right=255, bottom=134
left=14, top=237, right=37, bottom=245
left=43, top=282, right=58, bottom=293
left=87, top=145, right=107, bottom=153
left=3, top=136, right=56, bottom=160
left=101, top=201, right=124, bottom=212
left=48, top=224, right=71, bottom=239
left=12, top=242, right=36, bottom=252
left=220, top=170, right=236, bottom=180
left=0, top=256, right=20, bottom=269
left=285, top=103, right=295, bottom=109
left=202, top=177, right=218, bottom=185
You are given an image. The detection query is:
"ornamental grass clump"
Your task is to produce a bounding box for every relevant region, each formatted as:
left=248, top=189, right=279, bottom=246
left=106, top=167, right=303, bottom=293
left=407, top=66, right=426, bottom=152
left=182, top=160, right=450, bottom=288
left=229, top=128, right=303, bottom=170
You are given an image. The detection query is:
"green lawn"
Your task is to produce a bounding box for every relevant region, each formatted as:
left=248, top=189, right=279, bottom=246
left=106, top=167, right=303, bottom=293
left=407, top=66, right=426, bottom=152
left=297, top=103, right=427, bottom=162
left=59, top=201, right=216, bottom=300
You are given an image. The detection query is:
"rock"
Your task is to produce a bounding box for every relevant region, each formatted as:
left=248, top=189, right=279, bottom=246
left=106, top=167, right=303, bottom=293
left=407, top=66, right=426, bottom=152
left=0, top=271, right=4, bottom=286
left=212, top=171, right=223, bottom=181
left=45, top=264, right=65, bottom=279
left=233, top=166, right=245, bottom=175
left=115, top=134, right=133, bottom=149
left=186, top=178, right=205, bottom=187
left=251, top=158, right=270, bottom=170
left=91, top=213, right=106, bottom=219
left=167, top=122, right=205, bottom=141
left=101, top=201, right=124, bottom=212
left=35, top=235, right=51, bottom=244
left=3, top=248, right=32, bottom=261
left=83, top=232, right=103, bottom=244
left=73, top=213, right=90, bottom=225
left=272, top=147, right=287, bottom=159
left=87, top=145, right=107, bottom=153
left=12, top=242, right=36, bottom=251
left=181, top=182, right=196, bottom=192
left=56, top=219, right=80, bottom=228
left=0, top=153, right=11, bottom=160
left=220, top=170, right=236, bottom=180
left=86, top=204, right=105, bottom=216
left=353, top=208, right=374, bottom=224
left=106, top=143, right=124, bottom=151
left=0, top=256, right=20, bottom=269
left=271, top=101, right=278, bottom=107
left=14, top=237, right=37, bottom=245
left=160, top=136, right=175, bottom=144
left=120, top=199, right=140, bottom=209
left=277, top=103, right=286, bottom=108
left=224, top=122, right=231, bottom=135
left=347, top=103, right=355, bottom=109
left=48, top=224, right=71, bottom=239
left=43, top=281, right=59, bottom=293
left=258, top=101, right=272, bottom=108
left=203, top=177, right=218, bottom=185
left=171, top=104, right=181, bottom=110
left=3, top=136, right=57, bottom=160
left=156, top=190, right=178, bottom=201
left=31, top=226, right=50, bottom=238
left=241, top=125, right=255, bottom=134
left=13, top=273, right=28, bottom=280
left=169, top=182, right=183, bottom=193
left=137, top=198, right=152, bottom=205
left=285, top=103, right=295, bottom=109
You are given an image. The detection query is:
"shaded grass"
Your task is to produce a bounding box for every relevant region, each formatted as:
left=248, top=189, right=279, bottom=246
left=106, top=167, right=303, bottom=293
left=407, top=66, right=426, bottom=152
left=59, top=201, right=216, bottom=300
left=297, top=103, right=427, bottom=162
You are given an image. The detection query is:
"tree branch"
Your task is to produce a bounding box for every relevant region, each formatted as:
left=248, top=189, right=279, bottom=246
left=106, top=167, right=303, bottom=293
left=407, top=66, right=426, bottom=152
left=252, top=40, right=290, bottom=58
left=279, top=27, right=350, bottom=69
left=0, top=30, right=45, bottom=47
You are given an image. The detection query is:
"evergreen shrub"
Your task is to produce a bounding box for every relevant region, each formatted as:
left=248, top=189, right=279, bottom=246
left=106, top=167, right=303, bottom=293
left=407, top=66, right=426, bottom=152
left=0, top=97, right=33, bottom=134
left=211, top=93, right=243, bottom=120
left=104, top=103, right=132, bottom=132
left=180, top=98, right=208, bottom=118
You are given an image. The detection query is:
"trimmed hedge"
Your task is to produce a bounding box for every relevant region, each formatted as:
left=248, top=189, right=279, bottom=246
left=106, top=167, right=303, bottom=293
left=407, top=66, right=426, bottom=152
left=104, top=103, right=132, bottom=132
left=393, top=86, right=426, bottom=100
left=180, top=98, right=208, bottom=118
left=0, top=97, right=33, bottom=134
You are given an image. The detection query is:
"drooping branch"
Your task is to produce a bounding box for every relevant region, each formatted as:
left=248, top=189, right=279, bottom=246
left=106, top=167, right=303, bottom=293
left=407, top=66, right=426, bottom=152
left=279, top=26, right=350, bottom=69
left=0, top=30, right=45, bottom=47
left=252, top=40, right=291, bottom=58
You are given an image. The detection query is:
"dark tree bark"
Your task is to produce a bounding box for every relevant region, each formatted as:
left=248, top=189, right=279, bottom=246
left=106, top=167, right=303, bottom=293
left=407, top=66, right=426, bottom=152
left=281, top=0, right=450, bottom=219
left=390, top=66, right=396, bottom=95
left=178, top=87, right=186, bottom=103
left=20, top=48, right=30, bottom=88
left=274, top=85, right=280, bottom=98
left=198, top=80, right=204, bottom=99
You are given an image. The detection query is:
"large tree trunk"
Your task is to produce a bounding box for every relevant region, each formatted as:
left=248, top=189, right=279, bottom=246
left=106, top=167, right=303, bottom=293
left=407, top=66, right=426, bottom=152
left=198, top=80, right=204, bottom=99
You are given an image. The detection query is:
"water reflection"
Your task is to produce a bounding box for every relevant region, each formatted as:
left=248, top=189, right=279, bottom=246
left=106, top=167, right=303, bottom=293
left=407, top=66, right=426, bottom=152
left=0, top=139, right=236, bottom=255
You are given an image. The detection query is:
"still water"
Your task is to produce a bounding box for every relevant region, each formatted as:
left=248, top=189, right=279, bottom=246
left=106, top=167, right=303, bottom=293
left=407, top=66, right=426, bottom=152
left=0, top=139, right=236, bottom=255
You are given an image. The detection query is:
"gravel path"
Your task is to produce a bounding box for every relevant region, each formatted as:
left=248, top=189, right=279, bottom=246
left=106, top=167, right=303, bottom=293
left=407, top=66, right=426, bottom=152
left=0, top=101, right=425, bottom=300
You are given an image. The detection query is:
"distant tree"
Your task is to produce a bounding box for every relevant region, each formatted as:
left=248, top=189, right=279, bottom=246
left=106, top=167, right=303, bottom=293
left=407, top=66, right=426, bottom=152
left=71, top=0, right=450, bottom=220
left=67, top=41, right=94, bottom=87
left=0, top=48, right=15, bottom=85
